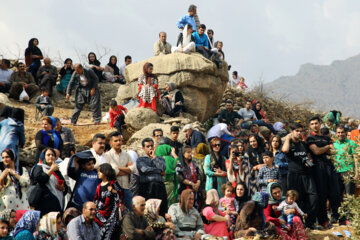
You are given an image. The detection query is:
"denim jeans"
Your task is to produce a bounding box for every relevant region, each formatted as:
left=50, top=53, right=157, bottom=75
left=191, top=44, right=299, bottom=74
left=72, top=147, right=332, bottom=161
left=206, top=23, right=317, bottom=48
left=123, top=189, right=133, bottom=211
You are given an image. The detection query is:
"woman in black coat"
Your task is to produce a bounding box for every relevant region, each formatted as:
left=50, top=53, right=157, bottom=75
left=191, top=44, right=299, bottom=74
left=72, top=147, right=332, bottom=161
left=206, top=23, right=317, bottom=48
left=161, top=82, right=184, bottom=117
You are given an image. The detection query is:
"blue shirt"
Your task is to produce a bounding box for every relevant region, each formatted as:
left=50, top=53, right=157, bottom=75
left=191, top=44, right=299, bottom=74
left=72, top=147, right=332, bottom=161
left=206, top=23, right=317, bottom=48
left=176, top=14, right=196, bottom=31
left=192, top=32, right=209, bottom=48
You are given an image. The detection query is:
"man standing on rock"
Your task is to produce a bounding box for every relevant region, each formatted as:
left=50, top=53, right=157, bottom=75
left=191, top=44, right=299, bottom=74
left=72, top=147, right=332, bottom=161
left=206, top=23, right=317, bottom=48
left=66, top=63, right=101, bottom=125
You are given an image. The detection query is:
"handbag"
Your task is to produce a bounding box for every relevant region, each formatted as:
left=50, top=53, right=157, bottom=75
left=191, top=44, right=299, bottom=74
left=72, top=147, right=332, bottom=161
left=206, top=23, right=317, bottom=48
left=26, top=183, right=43, bottom=207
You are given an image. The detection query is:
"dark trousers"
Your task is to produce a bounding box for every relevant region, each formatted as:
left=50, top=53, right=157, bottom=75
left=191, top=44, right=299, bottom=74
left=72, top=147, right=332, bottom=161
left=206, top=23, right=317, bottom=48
left=280, top=174, right=287, bottom=194
left=287, top=171, right=318, bottom=226
left=0, top=83, right=10, bottom=93
left=314, top=161, right=341, bottom=224
left=338, top=172, right=355, bottom=222
left=9, top=83, right=39, bottom=100
left=71, top=87, right=101, bottom=124
left=114, top=114, right=125, bottom=133
left=138, top=181, right=168, bottom=217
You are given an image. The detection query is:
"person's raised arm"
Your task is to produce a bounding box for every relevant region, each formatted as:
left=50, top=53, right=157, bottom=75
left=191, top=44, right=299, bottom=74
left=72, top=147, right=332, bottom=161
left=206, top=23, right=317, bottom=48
left=308, top=144, right=331, bottom=156
left=281, top=134, right=292, bottom=154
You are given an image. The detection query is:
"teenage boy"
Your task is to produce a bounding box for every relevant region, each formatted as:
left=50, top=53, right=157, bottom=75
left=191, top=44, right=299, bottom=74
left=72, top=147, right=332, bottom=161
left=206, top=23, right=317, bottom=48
left=257, top=151, right=280, bottom=192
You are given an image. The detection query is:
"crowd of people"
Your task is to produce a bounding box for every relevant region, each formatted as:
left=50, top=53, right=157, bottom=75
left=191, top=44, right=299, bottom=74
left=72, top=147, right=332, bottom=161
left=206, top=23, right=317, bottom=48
left=0, top=4, right=358, bottom=240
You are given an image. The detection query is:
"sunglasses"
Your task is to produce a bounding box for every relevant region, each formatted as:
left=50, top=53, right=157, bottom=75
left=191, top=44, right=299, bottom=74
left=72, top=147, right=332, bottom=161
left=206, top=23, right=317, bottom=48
left=155, top=135, right=163, bottom=137
left=212, top=144, right=221, bottom=147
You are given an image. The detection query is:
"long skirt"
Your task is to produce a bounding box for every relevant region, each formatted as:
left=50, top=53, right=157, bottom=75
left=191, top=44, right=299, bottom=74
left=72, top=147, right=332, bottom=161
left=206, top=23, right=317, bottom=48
left=275, top=216, right=307, bottom=240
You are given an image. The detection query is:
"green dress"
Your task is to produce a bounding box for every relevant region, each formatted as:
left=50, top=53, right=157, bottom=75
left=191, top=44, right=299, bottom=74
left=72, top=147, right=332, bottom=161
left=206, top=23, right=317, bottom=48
left=156, top=144, right=178, bottom=206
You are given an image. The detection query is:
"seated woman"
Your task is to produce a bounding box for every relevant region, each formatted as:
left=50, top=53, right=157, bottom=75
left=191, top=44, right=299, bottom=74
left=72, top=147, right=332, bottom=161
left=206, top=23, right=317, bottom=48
left=172, top=24, right=196, bottom=53
left=264, top=182, right=307, bottom=240
left=168, top=189, right=205, bottom=240
left=234, top=183, right=250, bottom=213
left=104, top=55, right=125, bottom=84
left=137, top=62, right=160, bottom=113
left=36, top=212, right=66, bottom=240
left=35, top=116, right=63, bottom=161
left=12, top=210, right=41, bottom=240
left=0, top=149, right=30, bottom=211
left=144, top=199, right=176, bottom=240
left=30, top=148, right=68, bottom=216
left=160, top=82, right=184, bottom=117
left=202, top=189, right=230, bottom=238
left=85, top=52, right=104, bottom=82
left=56, top=58, right=74, bottom=93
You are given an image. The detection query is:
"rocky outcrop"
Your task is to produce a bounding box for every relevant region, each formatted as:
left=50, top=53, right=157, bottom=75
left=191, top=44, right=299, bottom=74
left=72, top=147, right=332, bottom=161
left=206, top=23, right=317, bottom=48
left=0, top=93, right=12, bottom=111
left=124, top=108, right=160, bottom=130
left=116, top=53, right=229, bottom=122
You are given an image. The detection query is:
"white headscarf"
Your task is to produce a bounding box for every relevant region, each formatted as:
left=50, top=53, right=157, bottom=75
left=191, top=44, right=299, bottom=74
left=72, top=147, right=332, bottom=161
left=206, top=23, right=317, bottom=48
left=182, top=24, right=192, bottom=47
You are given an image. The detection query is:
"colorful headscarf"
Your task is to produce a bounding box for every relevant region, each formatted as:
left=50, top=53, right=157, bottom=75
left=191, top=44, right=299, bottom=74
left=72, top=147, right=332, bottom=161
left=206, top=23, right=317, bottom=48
left=155, top=144, right=177, bottom=179
left=144, top=199, right=162, bottom=222
left=251, top=192, right=269, bottom=208
left=39, top=212, right=59, bottom=236
left=266, top=182, right=285, bottom=205
left=13, top=210, right=40, bottom=237
left=15, top=210, right=27, bottom=222
left=41, top=116, right=61, bottom=149
left=193, top=143, right=209, bottom=159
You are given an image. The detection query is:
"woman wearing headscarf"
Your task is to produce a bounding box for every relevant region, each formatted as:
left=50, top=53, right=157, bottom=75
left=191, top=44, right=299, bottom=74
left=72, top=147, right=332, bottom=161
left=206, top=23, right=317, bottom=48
left=172, top=24, right=196, bottom=53
left=155, top=145, right=178, bottom=207
left=192, top=143, right=208, bottom=206
left=168, top=189, right=205, bottom=240
left=204, top=138, right=227, bottom=197
left=160, top=82, right=184, bottom=117
left=85, top=52, right=104, bottom=82
left=12, top=210, right=40, bottom=240
left=24, top=38, right=43, bottom=79
left=0, top=209, right=17, bottom=233
left=176, top=146, right=201, bottom=209
left=144, top=199, right=176, bottom=240
left=252, top=101, right=266, bottom=121
left=234, top=183, right=250, bottom=213
left=36, top=212, right=66, bottom=240
left=264, top=182, right=307, bottom=240
left=202, top=189, right=230, bottom=238
left=35, top=116, right=63, bottom=161
left=30, top=148, right=68, bottom=216
left=0, top=149, right=30, bottom=211
left=137, top=62, right=160, bottom=113
left=0, top=108, right=25, bottom=163
left=56, top=58, right=74, bottom=93
left=104, top=55, right=124, bottom=84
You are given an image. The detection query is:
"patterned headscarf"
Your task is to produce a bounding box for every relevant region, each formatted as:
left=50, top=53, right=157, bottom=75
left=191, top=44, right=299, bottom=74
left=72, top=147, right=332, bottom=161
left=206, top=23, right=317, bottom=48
left=39, top=212, right=59, bottom=236
left=252, top=192, right=269, bottom=208
left=13, top=211, right=40, bottom=237
left=144, top=199, right=162, bottom=222
left=267, top=182, right=285, bottom=205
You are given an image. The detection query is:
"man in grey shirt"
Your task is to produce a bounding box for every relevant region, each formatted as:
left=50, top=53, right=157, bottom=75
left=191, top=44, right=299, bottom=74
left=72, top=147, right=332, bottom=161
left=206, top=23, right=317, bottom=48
left=67, top=201, right=100, bottom=240
left=238, top=100, right=276, bottom=133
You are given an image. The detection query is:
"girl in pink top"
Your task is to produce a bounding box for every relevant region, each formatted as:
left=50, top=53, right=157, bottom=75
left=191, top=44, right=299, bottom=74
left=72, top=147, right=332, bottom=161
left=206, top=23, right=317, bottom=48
left=220, top=182, right=238, bottom=229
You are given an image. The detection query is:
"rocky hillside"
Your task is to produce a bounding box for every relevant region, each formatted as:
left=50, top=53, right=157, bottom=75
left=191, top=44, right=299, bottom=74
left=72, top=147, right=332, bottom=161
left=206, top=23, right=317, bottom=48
left=264, top=54, right=360, bottom=118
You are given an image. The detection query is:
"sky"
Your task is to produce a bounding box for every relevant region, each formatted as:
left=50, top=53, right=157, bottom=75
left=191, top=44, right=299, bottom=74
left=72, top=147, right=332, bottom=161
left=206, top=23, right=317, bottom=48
left=2, top=0, right=360, bottom=86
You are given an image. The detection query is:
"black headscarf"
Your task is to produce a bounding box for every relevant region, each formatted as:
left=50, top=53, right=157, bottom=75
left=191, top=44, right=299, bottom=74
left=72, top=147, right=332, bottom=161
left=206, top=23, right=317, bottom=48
left=11, top=108, right=25, bottom=124
left=252, top=101, right=263, bottom=120
left=24, top=38, right=42, bottom=63
left=0, top=106, right=14, bottom=120
left=88, top=52, right=101, bottom=66
left=246, top=134, right=265, bottom=166
left=107, top=55, right=120, bottom=75
left=235, top=183, right=250, bottom=209
left=1, top=149, right=23, bottom=199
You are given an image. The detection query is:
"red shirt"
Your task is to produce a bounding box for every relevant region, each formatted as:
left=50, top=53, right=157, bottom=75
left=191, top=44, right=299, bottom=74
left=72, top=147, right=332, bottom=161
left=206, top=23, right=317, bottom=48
left=109, top=105, right=127, bottom=127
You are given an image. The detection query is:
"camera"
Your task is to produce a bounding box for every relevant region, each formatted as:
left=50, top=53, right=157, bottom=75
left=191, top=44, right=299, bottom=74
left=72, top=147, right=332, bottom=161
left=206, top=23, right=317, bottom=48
left=302, top=158, right=314, bottom=167
left=233, top=151, right=241, bottom=157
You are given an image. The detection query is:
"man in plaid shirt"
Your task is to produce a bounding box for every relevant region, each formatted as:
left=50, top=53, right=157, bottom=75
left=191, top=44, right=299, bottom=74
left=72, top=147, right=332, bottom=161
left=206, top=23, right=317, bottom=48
left=257, top=151, right=280, bottom=191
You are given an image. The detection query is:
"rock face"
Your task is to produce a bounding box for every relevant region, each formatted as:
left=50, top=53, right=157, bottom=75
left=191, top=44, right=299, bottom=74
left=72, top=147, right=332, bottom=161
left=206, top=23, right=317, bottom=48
left=0, top=93, right=12, bottom=111
left=125, top=107, right=160, bottom=130
left=116, top=53, right=229, bottom=122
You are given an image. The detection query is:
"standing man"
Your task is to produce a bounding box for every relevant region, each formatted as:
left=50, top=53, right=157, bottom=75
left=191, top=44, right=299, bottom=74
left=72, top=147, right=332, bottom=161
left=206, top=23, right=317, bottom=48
left=66, top=64, right=101, bottom=125
left=119, top=55, right=132, bottom=81
left=105, top=131, right=136, bottom=210
left=36, top=57, right=58, bottom=97
left=154, top=32, right=172, bottom=56
left=137, top=138, right=168, bottom=216
left=306, top=116, right=341, bottom=228
left=333, top=125, right=358, bottom=225
left=9, top=62, right=39, bottom=100
left=282, top=122, right=318, bottom=229
left=67, top=201, right=100, bottom=240
left=167, top=126, right=183, bottom=156
left=0, top=59, right=12, bottom=93
left=176, top=5, right=197, bottom=32
left=152, top=128, right=163, bottom=149
left=90, top=133, right=106, bottom=169
left=183, top=124, right=206, bottom=149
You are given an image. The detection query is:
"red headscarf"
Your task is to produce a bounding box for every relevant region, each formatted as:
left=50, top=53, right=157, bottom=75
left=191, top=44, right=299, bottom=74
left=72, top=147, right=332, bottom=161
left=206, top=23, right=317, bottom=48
left=142, top=62, right=157, bottom=84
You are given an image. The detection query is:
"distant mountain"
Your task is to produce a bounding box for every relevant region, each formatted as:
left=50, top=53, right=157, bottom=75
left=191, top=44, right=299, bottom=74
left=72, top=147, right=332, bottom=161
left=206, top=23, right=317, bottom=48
left=264, top=54, right=360, bottom=118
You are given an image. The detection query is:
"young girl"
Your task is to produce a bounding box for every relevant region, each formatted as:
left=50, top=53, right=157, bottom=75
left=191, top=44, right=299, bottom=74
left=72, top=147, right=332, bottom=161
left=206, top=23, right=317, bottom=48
left=219, top=182, right=238, bottom=229
left=94, top=163, right=124, bottom=240
left=109, top=99, right=128, bottom=134
left=237, top=77, right=248, bottom=91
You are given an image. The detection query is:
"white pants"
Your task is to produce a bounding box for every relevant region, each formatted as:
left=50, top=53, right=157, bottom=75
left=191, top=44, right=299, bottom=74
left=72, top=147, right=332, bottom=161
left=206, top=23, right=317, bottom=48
left=171, top=42, right=195, bottom=53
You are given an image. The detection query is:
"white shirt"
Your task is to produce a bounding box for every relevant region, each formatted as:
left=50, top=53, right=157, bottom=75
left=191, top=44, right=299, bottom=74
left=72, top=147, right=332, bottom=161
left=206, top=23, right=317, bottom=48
left=119, top=64, right=126, bottom=78
left=79, top=74, right=88, bottom=86
left=0, top=69, right=13, bottom=84
left=238, top=108, right=258, bottom=121
left=206, top=123, right=232, bottom=139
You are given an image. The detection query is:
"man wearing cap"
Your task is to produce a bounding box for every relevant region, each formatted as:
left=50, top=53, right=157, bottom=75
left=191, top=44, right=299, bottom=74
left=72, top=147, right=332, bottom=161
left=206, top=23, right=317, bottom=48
left=183, top=124, right=206, bottom=149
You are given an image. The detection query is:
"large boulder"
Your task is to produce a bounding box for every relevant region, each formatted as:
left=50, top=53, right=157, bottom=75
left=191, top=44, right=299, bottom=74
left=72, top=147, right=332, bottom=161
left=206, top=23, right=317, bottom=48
left=125, top=107, right=160, bottom=130
left=116, top=53, right=229, bottom=122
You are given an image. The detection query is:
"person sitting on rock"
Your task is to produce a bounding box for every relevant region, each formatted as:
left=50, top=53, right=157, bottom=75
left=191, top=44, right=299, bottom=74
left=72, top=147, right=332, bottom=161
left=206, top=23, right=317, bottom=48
left=56, top=58, right=74, bottom=94
left=215, top=41, right=225, bottom=60
left=120, top=55, right=132, bottom=81
left=154, top=32, right=172, bottom=56
left=54, top=118, right=76, bottom=144
left=9, top=62, right=39, bottom=101
left=207, top=29, right=216, bottom=52
left=160, top=82, right=184, bottom=117
left=137, top=62, right=160, bottom=113
left=192, top=24, right=221, bottom=67
left=66, top=63, right=101, bottom=125
left=109, top=99, right=128, bottom=134
left=0, top=59, right=12, bottom=93
left=25, top=38, right=43, bottom=80
left=104, top=55, right=125, bottom=84
left=176, top=4, right=197, bottom=32
left=218, top=99, right=243, bottom=127
left=36, top=57, right=58, bottom=97
left=172, top=24, right=196, bottom=54
left=85, top=52, right=104, bottom=82
left=35, top=87, right=54, bottom=116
